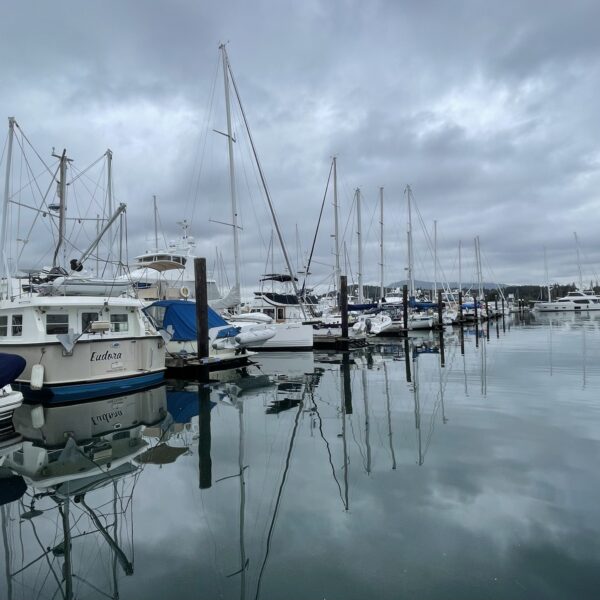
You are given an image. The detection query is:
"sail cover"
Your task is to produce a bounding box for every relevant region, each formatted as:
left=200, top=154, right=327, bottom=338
left=0, top=353, right=26, bottom=388
left=146, top=300, right=239, bottom=341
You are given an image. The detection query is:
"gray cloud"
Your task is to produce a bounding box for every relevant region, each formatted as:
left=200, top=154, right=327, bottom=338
left=2, top=0, right=600, bottom=293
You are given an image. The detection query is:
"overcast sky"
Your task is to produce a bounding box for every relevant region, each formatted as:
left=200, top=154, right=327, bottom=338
left=1, top=0, right=600, bottom=293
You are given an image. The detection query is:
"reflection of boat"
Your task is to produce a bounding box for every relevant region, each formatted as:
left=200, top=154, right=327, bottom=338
left=2, top=387, right=170, bottom=599
left=12, top=384, right=167, bottom=446
left=0, top=354, right=25, bottom=436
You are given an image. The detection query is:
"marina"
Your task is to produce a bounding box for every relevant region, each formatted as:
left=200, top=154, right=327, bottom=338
left=1, top=313, right=600, bottom=598
left=2, top=8, right=600, bottom=597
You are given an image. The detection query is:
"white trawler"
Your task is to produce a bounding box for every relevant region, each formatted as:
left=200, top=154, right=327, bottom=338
left=0, top=118, right=165, bottom=402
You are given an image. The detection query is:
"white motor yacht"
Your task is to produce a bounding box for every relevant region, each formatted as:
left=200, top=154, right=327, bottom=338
left=533, top=290, right=600, bottom=312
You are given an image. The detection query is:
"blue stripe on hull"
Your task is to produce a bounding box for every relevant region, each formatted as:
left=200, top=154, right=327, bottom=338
left=17, top=372, right=165, bottom=404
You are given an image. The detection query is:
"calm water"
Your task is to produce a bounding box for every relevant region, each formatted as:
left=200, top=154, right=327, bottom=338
left=2, top=312, right=600, bottom=599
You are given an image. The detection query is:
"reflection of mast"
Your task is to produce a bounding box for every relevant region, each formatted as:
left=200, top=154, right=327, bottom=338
left=58, top=498, right=73, bottom=600
left=361, top=369, right=371, bottom=475
left=383, top=362, right=397, bottom=470
left=254, top=400, right=303, bottom=600
left=438, top=341, right=448, bottom=425
left=413, top=349, right=423, bottom=466
left=480, top=331, right=487, bottom=396
left=340, top=353, right=352, bottom=510
left=80, top=496, right=134, bottom=576
left=1, top=505, right=13, bottom=600
left=238, top=403, right=247, bottom=600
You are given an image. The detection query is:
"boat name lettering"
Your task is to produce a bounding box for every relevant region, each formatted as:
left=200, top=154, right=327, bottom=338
left=90, top=350, right=123, bottom=362
left=92, top=410, right=123, bottom=425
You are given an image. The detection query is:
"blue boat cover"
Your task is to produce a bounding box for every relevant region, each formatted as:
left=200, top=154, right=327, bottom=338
left=461, top=302, right=481, bottom=309
left=348, top=302, right=379, bottom=312
left=0, top=353, right=26, bottom=388
left=408, top=298, right=438, bottom=309
left=147, top=300, right=239, bottom=341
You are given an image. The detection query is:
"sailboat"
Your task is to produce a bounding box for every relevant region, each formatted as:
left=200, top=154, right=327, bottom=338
left=211, top=44, right=314, bottom=350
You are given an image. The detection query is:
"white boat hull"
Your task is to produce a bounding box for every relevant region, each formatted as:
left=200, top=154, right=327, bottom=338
left=2, top=337, right=165, bottom=402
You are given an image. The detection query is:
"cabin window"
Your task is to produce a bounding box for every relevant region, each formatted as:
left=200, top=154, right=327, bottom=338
left=12, top=315, right=23, bottom=336
left=82, top=312, right=100, bottom=331
left=46, top=314, right=69, bottom=335
left=0, top=316, right=7, bottom=336
left=573, top=299, right=588, bottom=304
left=110, top=314, right=129, bottom=332
left=263, top=308, right=275, bottom=319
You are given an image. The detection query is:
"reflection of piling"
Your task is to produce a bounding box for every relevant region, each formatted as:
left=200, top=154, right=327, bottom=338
left=340, top=275, right=349, bottom=339
left=437, top=289, right=443, bottom=329
left=458, top=291, right=463, bottom=322
left=198, top=384, right=212, bottom=489
left=402, top=285, right=408, bottom=332
left=341, top=352, right=353, bottom=414
left=460, top=324, right=465, bottom=355
left=439, top=330, right=445, bottom=367
left=404, top=337, right=412, bottom=383
left=194, top=258, right=210, bottom=383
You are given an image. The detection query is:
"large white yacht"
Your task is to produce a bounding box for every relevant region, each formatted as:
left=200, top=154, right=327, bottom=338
left=533, top=290, right=600, bottom=312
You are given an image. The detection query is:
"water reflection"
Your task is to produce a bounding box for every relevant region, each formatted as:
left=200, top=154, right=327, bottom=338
left=2, top=320, right=600, bottom=599
left=1, top=386, right=168, bottom=599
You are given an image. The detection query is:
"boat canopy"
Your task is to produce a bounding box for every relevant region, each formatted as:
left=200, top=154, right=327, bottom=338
left=260, top=273, right=298, bottom=283
left=146, top=300, right=238, bottom=341
left=0, top=353, right=26, bottom=388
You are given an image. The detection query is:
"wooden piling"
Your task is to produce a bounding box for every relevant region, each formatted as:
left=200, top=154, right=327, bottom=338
left=473, top=294, right=478, bottom=323
left=437, top=289, right=443, bottom=328
left=458, top=291, right=463, bottom=322
left=340, top=275, right=349, bottom=340
left=194, top=258, right=210, bottom=383
left=402, top=285, right=408, bottom=332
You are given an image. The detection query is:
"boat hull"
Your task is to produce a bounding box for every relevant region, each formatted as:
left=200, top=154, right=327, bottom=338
left=2, top=336, right=165, bottom=402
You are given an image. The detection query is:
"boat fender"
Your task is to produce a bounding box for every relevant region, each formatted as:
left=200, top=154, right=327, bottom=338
left=180, top=285, right=191, bottom=299
left=30, top=405, right=45, bottom=429
left=31, top=364, right=45, bottom=390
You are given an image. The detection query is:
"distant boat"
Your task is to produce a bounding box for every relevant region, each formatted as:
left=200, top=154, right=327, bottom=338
left=533, top=290, right=600, bottom=312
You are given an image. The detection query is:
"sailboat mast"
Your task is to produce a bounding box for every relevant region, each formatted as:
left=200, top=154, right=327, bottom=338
left=106, top=149, right=113, bottom=275
left=406, top=185, right=414, bottom=297
left=153, top=195, right=159, bottom=251
left=433, top=220, right=438, bottom=299
left=379, top=186, right=384, bottom=301
left=458, top=239, right=462, bottom=294
left=544, top=245, right=551, bottom=302
left=356, top=188, right=364, bottom=303
left=333, top=156, right=340, bottom=292
left=220, top=44, right=241, bottom=298
left=224, top=46, right=306, bottom=317
left=1, top=117, right=15, bottom=299
left=574, top=232, right=584, bottom=290
left=51, top=149, right=68, bottom=268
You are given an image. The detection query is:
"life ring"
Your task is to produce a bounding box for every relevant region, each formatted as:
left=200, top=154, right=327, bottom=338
left=179, top=285, right=191, bottom=299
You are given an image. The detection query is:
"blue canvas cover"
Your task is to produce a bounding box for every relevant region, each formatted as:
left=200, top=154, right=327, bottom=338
left=147, top=300, right=239, bottom=341
left=0, top=353, right=26, bottom=388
